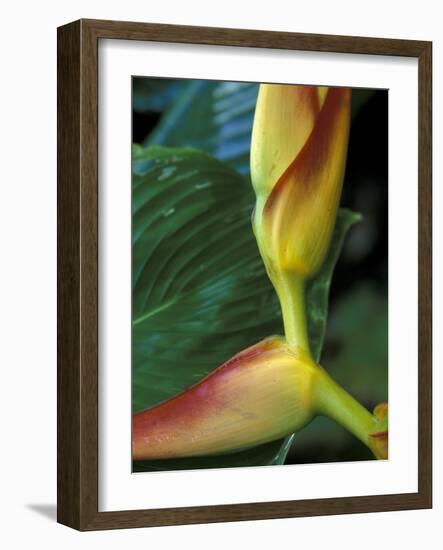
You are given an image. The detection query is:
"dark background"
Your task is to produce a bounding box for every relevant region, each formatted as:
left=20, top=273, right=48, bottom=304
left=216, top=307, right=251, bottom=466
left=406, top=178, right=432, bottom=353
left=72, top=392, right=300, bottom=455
left=132, top=81, right=388, bottom=464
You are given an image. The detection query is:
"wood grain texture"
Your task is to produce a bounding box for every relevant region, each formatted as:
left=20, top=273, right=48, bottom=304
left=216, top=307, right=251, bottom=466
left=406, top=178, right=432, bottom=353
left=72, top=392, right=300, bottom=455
left=57, top=20, right=81, bottom=528
left=83, top=18, right=429, bottom=56
left=417, top=42, right=432, bottom=505
left=57, top=19, right=432, bottom=531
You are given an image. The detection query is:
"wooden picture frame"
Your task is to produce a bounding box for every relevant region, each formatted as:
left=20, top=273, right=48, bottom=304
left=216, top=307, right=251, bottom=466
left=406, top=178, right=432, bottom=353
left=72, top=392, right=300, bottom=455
left=57, top=18, right=432, bottom=530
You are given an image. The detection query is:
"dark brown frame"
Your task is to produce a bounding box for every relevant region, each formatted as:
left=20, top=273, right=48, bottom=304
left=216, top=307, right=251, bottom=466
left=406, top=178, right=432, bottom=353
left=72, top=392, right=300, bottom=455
left=57, top=18, right=432, bottom=531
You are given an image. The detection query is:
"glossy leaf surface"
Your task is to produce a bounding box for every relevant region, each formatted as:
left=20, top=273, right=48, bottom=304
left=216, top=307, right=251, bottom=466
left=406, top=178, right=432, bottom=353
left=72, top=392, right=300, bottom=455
left=145, top=81, right=259, bottom=174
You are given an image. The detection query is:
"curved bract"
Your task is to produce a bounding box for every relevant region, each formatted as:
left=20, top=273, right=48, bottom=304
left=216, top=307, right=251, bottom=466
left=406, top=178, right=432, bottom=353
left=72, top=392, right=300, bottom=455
left=133, top=337, right=317, bottom=460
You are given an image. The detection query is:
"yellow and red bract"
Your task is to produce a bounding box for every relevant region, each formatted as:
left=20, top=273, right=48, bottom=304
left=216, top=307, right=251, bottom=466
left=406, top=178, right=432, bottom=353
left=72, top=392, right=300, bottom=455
left=133, top=337, right=317, bottom=460
left=252, top=85, right=351, bottom=279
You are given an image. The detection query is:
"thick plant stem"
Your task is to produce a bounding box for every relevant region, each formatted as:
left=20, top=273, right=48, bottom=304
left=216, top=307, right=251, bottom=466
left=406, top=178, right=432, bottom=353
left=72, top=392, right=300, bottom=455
left=312, top=366, right=379, bottom=454
left=276, top=274, right=311, bottom=355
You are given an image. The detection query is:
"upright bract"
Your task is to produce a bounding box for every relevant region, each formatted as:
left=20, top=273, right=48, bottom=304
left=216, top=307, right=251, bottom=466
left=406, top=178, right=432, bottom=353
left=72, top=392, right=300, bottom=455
left=251, top=85, right=351, bottom=353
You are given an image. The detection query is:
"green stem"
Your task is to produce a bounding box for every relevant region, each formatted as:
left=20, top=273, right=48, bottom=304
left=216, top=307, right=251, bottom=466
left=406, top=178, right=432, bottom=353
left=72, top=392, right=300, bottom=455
left=312, top=366, right=378, bottom=452
left=276, top=274, right=310, bottom=355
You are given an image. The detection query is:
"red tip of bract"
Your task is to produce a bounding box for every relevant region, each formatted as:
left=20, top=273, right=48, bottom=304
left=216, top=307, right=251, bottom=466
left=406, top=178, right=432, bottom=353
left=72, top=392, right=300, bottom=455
left=369, top=402, right=388, bottom=459
left=132, top=337, right=316, bottom=460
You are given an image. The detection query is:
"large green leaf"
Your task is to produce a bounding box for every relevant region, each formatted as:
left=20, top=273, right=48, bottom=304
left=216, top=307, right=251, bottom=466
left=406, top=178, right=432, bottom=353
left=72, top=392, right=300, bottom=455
left=132, top=145, right=359, bottom=471
left=132, top=145, right=281, bottom=411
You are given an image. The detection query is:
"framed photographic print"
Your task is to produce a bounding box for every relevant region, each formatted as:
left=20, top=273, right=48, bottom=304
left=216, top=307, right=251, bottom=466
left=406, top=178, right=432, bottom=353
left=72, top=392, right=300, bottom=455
left=57, top=19, right=432, bottom=530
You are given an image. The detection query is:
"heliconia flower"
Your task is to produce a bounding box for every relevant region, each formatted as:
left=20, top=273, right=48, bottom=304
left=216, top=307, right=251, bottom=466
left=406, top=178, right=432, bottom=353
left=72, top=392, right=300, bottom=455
left=132, top=337, right=318, bottom=460
left=251, top=84, right=351, bottom=279
left=132, top=84, right=387, bottom=464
